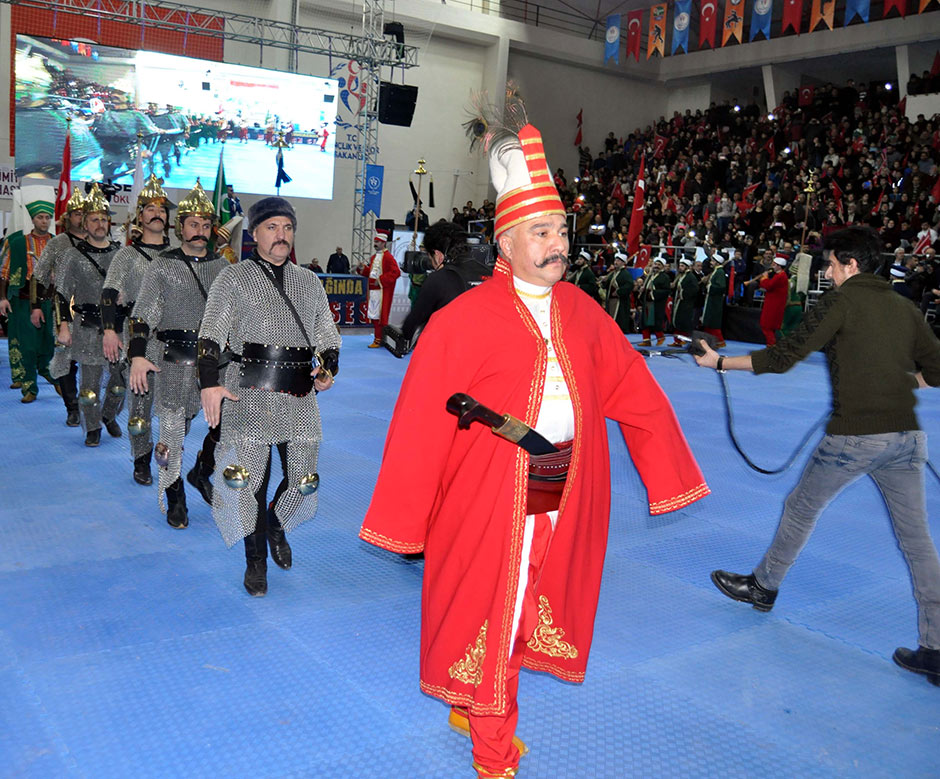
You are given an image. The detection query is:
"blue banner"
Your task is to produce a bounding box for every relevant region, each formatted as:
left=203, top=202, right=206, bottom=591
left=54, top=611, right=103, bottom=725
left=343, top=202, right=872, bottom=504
left=750, top=0, right=773, bottom=40
left=845, top=0, right=870, bottom=23
left=605, top=15, right=621, bottom=64
left=672, top=0, right=691, bottom=54
left=363, top=163, right=384, bottom=217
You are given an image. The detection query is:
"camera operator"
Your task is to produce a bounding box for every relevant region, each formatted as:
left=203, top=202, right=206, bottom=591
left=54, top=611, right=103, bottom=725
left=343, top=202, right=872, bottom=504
left=399, top=220, right=493, bottom=342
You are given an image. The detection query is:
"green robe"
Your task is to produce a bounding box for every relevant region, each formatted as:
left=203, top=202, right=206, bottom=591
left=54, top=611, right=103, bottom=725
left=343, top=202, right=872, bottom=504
left=569, top=264, right=600, bottom=302
left=671, top=270, right=699, bottom=333
left=602, top=268, right=635, bottom=333
left=641, top=270, right=671, bottom=329
left=701, top=265, right=727, bottom=329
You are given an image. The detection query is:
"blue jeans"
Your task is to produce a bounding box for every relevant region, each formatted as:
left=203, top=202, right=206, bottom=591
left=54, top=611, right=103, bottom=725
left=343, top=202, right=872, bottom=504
left=754, top=431, right=940, bottom=649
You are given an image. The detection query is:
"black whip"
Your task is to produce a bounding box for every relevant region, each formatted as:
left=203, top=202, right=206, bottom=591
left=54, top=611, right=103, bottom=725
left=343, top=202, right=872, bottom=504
left=718, top=370, right=827, bottom=475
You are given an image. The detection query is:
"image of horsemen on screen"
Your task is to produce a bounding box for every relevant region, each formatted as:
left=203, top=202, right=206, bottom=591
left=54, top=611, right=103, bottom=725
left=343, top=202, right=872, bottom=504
left=14, top=35, right=339, bottom=200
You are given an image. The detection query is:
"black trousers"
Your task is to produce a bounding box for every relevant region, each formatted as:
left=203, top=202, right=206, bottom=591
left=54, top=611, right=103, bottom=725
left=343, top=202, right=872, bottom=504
left=251, top=442, right=289, bottom=535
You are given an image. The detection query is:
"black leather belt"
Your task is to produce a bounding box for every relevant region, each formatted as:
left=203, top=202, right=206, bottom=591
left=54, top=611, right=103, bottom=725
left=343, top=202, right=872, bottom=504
left=157, top=329, right=199, bottom=365
left=77, top=304, right=102, bottom=328
left=236, top=342, right=314, bottom=397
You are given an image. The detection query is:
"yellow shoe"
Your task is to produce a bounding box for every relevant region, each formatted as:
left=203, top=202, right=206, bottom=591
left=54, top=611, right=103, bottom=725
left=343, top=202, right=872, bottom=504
left=656, top=336, right=666, bottom=346
left=637, top=339, right=652, bottom=347
left=715, top=340, right=727, bottom=349
left=448, top=706, right=529, bottom=758
left=473, top=762, right=518, bottom=778
left=367, top=339, right=382, bottom=348
left=21, top=392, right=37, bottom=403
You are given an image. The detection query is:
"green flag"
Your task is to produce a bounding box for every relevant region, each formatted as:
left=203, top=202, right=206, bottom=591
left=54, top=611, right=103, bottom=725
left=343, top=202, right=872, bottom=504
left=211, top=147, right=231, bottom=225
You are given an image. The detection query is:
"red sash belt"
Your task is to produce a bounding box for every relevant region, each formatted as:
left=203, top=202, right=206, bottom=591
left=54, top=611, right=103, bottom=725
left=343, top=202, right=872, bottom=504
left=526, top=440, right=573, bottom=515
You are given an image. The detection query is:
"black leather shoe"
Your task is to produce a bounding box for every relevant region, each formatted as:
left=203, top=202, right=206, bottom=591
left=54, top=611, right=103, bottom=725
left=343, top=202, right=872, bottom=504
left=84, top=429, right=101, bottom=447
left=244, top=532, right=268, bottom=596
left=186, top=450, right=213, bottom=505
left=266, top=505, right=292, bottom=570
left=893, top=646, right=940, bottom=686
left=165, top=478, right=188, bottom=529
left=133, top=450, right=153, bottom=486
left=711, top=570, right=778, bottom=612
left=66, top=406, right=81, bottom=427
left=103, top=417, right=123, bottom=438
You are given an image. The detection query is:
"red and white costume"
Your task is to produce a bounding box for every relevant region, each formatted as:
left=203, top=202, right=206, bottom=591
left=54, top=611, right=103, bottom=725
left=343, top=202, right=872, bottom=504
left=363, top=236, right=400, bottom=342
left=759, top=257, right=789, bottom=345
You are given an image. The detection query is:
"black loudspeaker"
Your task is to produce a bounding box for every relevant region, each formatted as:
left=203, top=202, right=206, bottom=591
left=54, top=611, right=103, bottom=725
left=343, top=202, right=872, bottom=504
left=379, top=82, right=418, bottom=127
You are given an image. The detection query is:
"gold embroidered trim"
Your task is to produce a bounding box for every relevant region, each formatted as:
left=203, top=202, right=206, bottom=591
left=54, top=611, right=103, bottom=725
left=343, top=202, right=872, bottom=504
left=527, top=595, right=578, bottom=659
left=357, top=526, right=424, bottom=554
left=649, top=482, right=710, bottom=515
left=521, top=656, right=586, bottom=682
left=448, top=621, right=488, bottom=686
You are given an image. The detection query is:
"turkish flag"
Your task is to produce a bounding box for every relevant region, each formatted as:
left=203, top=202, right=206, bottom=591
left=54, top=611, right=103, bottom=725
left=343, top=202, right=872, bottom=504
left=54, top=133, right=72, bottom=228
left=699, top=0, right=718, bottom=48
left=626, top=10, right=643, bottom=61
left=831, top=179, right=843, bottom=209
left=914, top=231, right=932, bottom=254
left=627, top=156, right=646, bottom=256
left=653, top=134, right=669, bottom=158
left=764, top=137, right=776, bottom=161
left=931, top=176, right=940, bottom=204
left=742, top=181, right=761, bottom=201
left=883, top=0, right=906, bottom=15
left=635, top=244, right=652, bottom=270
left=871, top=191, right=884, bottom=216
left=782, top=0, right=804, bottom=32
left=798, top=85, right=815, bottom=106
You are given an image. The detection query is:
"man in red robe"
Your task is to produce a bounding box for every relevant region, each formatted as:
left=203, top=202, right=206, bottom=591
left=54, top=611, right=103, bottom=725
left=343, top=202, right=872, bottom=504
left=360, top=121, right=709, bottom=778
left=754, top=254, right=789, bottom=345
left=362, top=232, right=400, bottom=347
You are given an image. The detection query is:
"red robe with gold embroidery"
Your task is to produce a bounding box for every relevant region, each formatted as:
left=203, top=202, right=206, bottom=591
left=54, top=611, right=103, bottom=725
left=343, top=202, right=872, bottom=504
left=360, top=258, right=708, bottom=716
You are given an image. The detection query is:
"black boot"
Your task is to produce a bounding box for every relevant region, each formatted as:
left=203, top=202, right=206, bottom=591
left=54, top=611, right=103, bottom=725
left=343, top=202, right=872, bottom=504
left=60, top=365, right=80, bottom=426
left=893, top=646, right=940, bottom=686
left=710, top=570, right=778, bottom=612
left=165, top=478, right=189, bottom=529
left=84, top=429, right=101, bottom=447
left=267, top=503, right=292, bottom=570
left=243, top=532, right=268, bottom=596
left=134, top=448, right=153, bottom=486
left=66, top=404, right=81, bottom=427
left=186, top=449, right=214, bottom=505
left=103, top=416, right=123, bottom=438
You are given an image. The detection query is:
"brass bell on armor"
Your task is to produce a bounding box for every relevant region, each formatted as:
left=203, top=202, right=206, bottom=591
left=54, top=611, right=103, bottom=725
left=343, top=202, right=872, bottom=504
left=79, top=389, right=98, bottom=406
left=109, top=383, right=127, bottom=397
left=127, top=416, right=148, bottom=436
left=154, top=442, right=170, bottom=468
left=223, top=464, right=250, bottom=489
left=298, top=472, right=320, bottom=495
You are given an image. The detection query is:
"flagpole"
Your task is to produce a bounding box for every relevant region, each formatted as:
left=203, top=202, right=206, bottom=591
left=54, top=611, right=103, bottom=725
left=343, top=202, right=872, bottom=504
left=798, top=173, right=816, bottom=252
left=409, top=159, right=426, bottom=251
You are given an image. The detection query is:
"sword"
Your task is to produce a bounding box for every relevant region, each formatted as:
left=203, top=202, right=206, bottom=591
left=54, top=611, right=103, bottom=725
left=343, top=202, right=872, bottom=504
left=446, top=393, right=558, bottom=455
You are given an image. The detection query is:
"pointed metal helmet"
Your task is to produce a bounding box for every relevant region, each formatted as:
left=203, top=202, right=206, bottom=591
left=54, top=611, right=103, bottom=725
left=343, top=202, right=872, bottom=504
left=175, top=180, right=217, bottom=238
left=135, top=174, right=175, bottom=232
left=82, top=183, right=111, bottom=216
left=64, top=188, right=86, bottom=213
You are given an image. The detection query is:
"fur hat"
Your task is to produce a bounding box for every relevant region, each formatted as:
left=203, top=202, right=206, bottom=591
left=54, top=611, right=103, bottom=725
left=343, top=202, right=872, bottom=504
left=248, top=196, right=297, bottom=233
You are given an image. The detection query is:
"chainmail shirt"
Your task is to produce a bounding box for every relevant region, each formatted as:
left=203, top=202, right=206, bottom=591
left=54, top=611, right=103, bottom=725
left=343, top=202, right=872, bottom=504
left=56, top=240, right=120, bottom=365
left=106, top=240, right=167, bottom=362
left=199, top=257, right=341, bottom=546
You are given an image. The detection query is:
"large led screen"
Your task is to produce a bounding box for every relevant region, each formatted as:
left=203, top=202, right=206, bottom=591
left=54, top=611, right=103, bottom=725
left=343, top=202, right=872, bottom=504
left=14, top=35, right=339, bottom=199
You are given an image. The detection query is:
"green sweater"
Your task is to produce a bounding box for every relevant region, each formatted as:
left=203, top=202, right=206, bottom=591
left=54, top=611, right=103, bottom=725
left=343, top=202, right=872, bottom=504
left=750, top=273, right=940, bottom=435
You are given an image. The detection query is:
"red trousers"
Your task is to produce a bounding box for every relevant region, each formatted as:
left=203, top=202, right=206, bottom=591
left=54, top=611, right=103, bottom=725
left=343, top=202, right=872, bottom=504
left=468, top=513, right=553, bottom=776
left=761, top=326, right=777, bottom=346
left=641, top=328, right=664, bottom=340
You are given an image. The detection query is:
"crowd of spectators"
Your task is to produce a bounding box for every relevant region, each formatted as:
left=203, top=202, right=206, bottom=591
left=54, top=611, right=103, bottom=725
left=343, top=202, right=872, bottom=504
left=450, top=77, right=940, bottom=321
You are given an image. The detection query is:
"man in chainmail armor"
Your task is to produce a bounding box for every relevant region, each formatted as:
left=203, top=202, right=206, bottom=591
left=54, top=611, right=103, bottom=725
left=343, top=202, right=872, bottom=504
left=54, top=183, right=126, bottom=446
left=101, top=174, right=173, bottom=486
left=199, top=197, right=340, bottom=597
left=128, top=182, right=227, bottom=529
left=32, top=189, right=85, bottom=426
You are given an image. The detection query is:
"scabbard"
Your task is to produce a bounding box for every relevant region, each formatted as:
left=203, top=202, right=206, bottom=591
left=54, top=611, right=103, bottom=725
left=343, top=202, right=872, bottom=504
left=446, top=393, right=558, bottom=455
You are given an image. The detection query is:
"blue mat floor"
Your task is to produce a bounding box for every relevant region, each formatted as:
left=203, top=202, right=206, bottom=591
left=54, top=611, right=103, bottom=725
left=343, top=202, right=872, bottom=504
left=1, top=334, right=938, bottom=778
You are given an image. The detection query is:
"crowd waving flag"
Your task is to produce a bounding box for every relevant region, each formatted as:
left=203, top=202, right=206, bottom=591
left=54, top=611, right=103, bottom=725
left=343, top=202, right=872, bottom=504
left=648, top=4, right=667, bottom=59
left=722, top=0, right=745, bottom=45
left=626, top=10, right=644, bottom=61
left=605, top=15, right=622, bottom=64
left=700, top=0, right=719, bottom=47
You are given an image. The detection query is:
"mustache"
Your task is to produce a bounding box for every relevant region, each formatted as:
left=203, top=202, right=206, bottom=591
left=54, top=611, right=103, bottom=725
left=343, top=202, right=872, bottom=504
left=147, top=217, right=165, bottom=225
left=273, top=240, right=291, bottom=248
left=187, top=235, right=209, bottom=243
left=535, top=253, right=569, bottom=269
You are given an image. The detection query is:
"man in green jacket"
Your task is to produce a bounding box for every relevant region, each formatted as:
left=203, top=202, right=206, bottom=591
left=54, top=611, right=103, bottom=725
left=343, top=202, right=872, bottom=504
left=700, top=255, right=727, bottom=347
left=638, top=256, right=671, bottom=346
left=567, top=249, right=600, bottom=302
left=601, top=252, right=635, bottom=333
left=695, top=226, right=940, bottom=687
left=670, top=257, right=699, bottom=345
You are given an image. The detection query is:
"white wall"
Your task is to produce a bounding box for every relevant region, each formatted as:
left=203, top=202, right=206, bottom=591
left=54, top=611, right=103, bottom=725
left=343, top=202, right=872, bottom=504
left=665, top=83, right=712, bottom=118
left=508, top=51, right=666, bottom=176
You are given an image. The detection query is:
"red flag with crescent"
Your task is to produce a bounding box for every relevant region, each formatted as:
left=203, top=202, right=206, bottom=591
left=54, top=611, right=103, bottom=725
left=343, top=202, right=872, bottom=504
left=798, top=85, right=814, bottom=106
left=699, top=0, right=719, bottom=47
left=653, top=134, right=669, bottom=159
left=782, top=0, right=803, bottom=32
left=883, top=0, right=906, bottom=15
left=54, top=133, right=72, bottom=227
left=626, top=10, right=643, bottom=61
left=627, top=156, right=646, bottom=256
left=635, top=244, right=651, bottom=270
